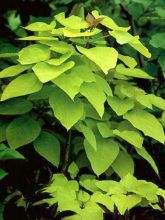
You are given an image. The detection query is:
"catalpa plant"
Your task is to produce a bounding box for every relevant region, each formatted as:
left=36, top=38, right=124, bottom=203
left=0, top=11, right=165, bottom=219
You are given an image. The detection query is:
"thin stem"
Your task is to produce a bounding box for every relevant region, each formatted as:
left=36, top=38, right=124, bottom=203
left=61, top=130, right=71, bottom=173
left=120, top=3, right=144, bottom=67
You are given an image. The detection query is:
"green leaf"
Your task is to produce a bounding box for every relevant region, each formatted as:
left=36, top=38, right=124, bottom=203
left=49, top=88, right=84, bottom=130
left=113, top=129, right=143, bottom=149
left=63, top=28, right=101, bottom=37
left=150, top=33, right=165, bottom=49
left=18, top=44, right=50, bottom=64
left=124, top=109, right=165, bottom=143
left=112, top=151, right=134, bottom=178
left=80, top=175, right=98, bottom=193
left=52, top=71, right=83, bottom=100
left=80, top=202, right=103, bottom=220
left=0, top=98, right=33, bottom=115
left=95, top=75, right=113, bottom=96
left=0, top=119, right=8, bottom=142
left=68, top=65, right=96, bottom=83
left=107, top=96, right=134, bottom=116
left=55, top=12, right=89, bottom=29
left=78, top=123, right=97, bottom=151
left=109, top=30, right=137, bottom=44
left=34, top=131, right=60, bottom=167
left=118, top=54, right=137, bottom=68
left=18, top=36, right=58, bottom=41
left=92, top=10, right=130, bottom=32
left=6, top=116, right=41, bottom=149
left=116, top=64, right=153, bottom=79
left=136, top=147, right=158, bottom=175
left=7, top=10, right=21, bottom=31
left=0, top=64, right=31, bottom=78
left=120, top=173, right=138, bottom=192
left=111, top=194, right=141, bottom=215
left=47, top=52, right=73, bottom=66
left=97, top=122, right=113, bottom=138
left=0, top=169, right=7, bottom=180
left=1, top=73, right=42, bottom=101
left=129, top=38, right=151, bottom=58
left=0, top=52, right=18, bottom=58
left=0, top=143, right=25, bottom=160
left=84, top=138, right=119, bottom=176
left=91, top=192, right=114, bottom=212
left=50, top=41, right=75, bottom=54
left=80, top=82, right=106, bottom=117
left=77, top=46, right=118, bottom=74
left=28, top=85, right=54, bottom=100
left=149, top=94, right=165, bottom=110
left=157, top=188, right=165, bottom=200
left=96, top=180, right=126, bottom=194
left=68, top=162, right=79, bottom=179
left=33, top=61, right=75, bottom=83
left=24, top=21, right=56, bottom=31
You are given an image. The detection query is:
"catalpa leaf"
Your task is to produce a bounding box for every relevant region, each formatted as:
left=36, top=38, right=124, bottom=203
left=28, top=85, right=54, bottom=100
left=149, top=94, right=165, bottom=110
left=80, top=82, right=106, bottom=117
left=124, top=109, right=165, bottom=144
left=113, top=129, right=143, bottom=149
left=111, top=194, right=141, bottom=215
left=78, top=123, right=97, bottom=151
left=0, top=52, right=18, bottom=58
left=50, top=41, right=75, bottom=54
left=6, top=116, right=41, bottom=149
left=55, top=12, right=89, bottom=30
left=0, top=143, right=25, bottom=160
left=107, top=96, right=134, bottom=116
left=0, top=64, right=31, bottom=78
left=33, top=61, right=75, bottom=83
left=47, top=52, right=73, bottom=66
left=52, top=71, right=83, bottom=100
left=150, top=33, right=165, bottom=49
left=118, top=54, right=137, bottom=68
left=97, top=122, right=114, bottom=138
left=136, top=147, right=158, bottom=175
left=95, top=75, right=113, bottom=96
left=129, top=38, right=151, bottom=58
left=49, top=88, right=84, bottom=130
left=18, top=44, right=50, bottom=64
left=112, top=151, right=134, bottom=178
left=63, top=28, right=101, bottom=37
left=116, top=64, right=153, bottom=79
left=91, top=192, right=114, bottom=212
left=34, top=131, right=60, bottom=167
left=18, top=36, right=58, bottom=41
left=92, top=10, right=130, bottom=32
left=68, top=65, right=96, bottom=83
left=1, top=73, right=42, bottom=101
left=84, top=138, right=119, bottom=176
left=24, top=21, right=56, bottom=32
left=109, top=30, right=138, bottom=44
left=0, top=98, right=33, bottom=115
left=77, top=46, right=118, bottom=74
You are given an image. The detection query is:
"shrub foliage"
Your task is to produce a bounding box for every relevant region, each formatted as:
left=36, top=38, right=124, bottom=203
left=0, top=7, right=165, bottom=220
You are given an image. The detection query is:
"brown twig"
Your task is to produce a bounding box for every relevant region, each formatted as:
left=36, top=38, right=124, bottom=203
left=120, top=3, right=144, bottom=67
left=61, top=130, right=71, bottom=173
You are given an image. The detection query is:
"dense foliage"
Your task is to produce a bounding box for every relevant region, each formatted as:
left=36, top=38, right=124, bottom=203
left=0, top=1, right=165, bottom=220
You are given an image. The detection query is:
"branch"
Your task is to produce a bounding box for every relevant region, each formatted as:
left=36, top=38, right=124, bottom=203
left=61, top=130, right=71, bottom=173
left=120, top=3, right=144, bottom=67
